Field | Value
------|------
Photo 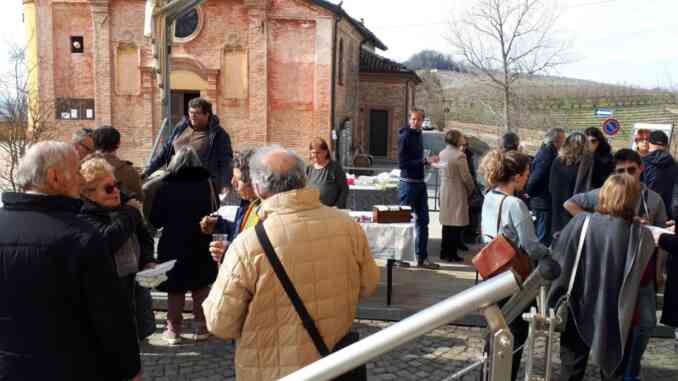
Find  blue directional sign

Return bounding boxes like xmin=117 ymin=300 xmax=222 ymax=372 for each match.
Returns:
xmin=596 ymin=108 xmax=614 ymax=117
xmin=601 ymin=118 xmax=621 ymax=136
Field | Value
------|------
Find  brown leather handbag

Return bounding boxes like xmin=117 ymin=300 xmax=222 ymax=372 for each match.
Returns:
xmin=472 ymin=195 xmax=533 ymax=281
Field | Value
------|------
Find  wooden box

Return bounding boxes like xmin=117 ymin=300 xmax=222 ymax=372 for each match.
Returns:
xmin=372 ymin=205 xmax=413 ymax=224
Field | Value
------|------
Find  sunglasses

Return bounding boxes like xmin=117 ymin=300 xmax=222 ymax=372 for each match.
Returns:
xmin=587 ymin=138 xmax=598 ymax=144
xmin=615 ymin=166 xmax=638 ymax=175
xmin=103 ymin=182 xmax=121 ymax=194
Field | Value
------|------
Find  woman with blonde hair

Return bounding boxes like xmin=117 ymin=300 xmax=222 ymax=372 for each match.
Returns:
xmin=549 ymin=132 xmax=594 ymax=235
xmin=79 ymin=157 xmax=157 ymax=340
xmin=548 ymin=174 xmax=655 ymax=380
xmin=479 ymin=149 xmax=550 ymax=381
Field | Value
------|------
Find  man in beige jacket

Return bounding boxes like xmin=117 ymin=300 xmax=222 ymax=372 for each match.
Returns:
xmin=203 ymin=146 xmax=379 ymax=381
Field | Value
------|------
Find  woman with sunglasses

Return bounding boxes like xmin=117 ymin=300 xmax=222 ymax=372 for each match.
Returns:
xmin=584 ymin=127 xmax=614 ymax=189
xmin=79 ymin=157 xmax=158 ymax=341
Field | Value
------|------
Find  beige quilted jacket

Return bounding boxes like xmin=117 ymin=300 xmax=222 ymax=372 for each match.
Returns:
xmin=203 ymin=187 xmax=379 ymax=381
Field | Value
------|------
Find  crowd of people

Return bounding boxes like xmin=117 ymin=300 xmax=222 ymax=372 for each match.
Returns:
xmin=1 ymin=99 xmax=677 ymax=380
xmin=475 ymin=127 xmax=677 ymax=381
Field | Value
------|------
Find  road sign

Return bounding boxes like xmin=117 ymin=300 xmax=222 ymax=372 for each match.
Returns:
xmin=595 ymin=108 xmax=614 ymax=117
xmin=602 ymin=118 xmax=621 ymax=136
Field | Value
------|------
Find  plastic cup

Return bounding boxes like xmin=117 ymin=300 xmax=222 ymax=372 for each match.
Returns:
xmin=212 ymin=234 xmax=228 ymax=242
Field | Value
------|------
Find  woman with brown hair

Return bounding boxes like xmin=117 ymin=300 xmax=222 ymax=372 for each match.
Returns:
xmin=305 ymin=137 xmax=349 ymax=208
xmin=438 ymin=130 xmax=475 ymax=262
xmin=548 ymin=174 xmax=655 ymax=380
xmin=549 ymin=132 xmax=594 ymax=235
xmin=479 ymin=149 xmax=550 ymax=381
xmin=634 ymin=128 xmax=651 ymax=157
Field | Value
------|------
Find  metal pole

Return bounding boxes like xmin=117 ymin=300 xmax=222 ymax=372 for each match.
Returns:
xmin=279 ymin=271 xmax=520 ymax=381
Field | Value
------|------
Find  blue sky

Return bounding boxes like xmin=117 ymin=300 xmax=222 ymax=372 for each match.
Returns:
xmin=2 ymin=0 xmax=677 ymax=89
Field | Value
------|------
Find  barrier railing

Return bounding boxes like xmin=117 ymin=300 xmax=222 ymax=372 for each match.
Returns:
xmin=279 ymin=271 xmax=521 ymax=381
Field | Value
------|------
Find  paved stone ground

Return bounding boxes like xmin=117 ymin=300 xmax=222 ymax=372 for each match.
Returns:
xmin=141 ymin=313 xmax=678 ymax=381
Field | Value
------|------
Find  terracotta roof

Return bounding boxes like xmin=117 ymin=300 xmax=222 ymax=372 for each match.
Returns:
xmin=360 ymin=49 xmax=422 ymax=82
xmin=309 ymin=0 xmax=387 ymax=51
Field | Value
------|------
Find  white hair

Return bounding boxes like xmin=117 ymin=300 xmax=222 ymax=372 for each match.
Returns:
xmin=15 ymin=141 xmax=77 ymax=191
xmin=249 ymin=145 xmax=306 ymax=196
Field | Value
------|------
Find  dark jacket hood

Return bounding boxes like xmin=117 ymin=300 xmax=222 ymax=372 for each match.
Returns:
xmin=1 ymin=192 xmax=82 ymax=213
xmin=644 ymin=149 xmax=675 ymax=168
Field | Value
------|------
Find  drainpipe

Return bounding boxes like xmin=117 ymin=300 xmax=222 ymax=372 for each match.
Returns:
xmin=404 ymin=79 xmax=411 ymax=124
xmin=330 ymin=15 xmax=340 ymax=161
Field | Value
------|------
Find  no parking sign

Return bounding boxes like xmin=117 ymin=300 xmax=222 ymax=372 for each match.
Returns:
xmin=602 ymin=118 xmax=621 ymax=136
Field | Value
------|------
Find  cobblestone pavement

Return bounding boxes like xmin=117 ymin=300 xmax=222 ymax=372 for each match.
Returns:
xmin=141 ymin=313 xmax=678 ymax=381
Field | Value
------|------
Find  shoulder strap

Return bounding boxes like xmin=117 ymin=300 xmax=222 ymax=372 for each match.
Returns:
xmin=495 ymin=194 xmax=509 ymax=235
xmin=254 ymin=221 xmax=330 ymax=357
xmin=567 ymin=215 xmax=591 ymax=298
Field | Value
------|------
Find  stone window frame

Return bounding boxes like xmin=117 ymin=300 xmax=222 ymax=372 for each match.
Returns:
xmin=173 ymin=6 xmax=204 ymax=44
xmin=113 ymin=42 xmax=142 ymax=96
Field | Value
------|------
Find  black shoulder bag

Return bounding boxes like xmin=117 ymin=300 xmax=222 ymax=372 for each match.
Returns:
xmin=254 ymin=221 xmax=366 ymax=381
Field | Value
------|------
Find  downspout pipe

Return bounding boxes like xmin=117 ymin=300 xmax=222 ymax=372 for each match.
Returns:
xmin=330 ymin=15 xmax=340 ymax=161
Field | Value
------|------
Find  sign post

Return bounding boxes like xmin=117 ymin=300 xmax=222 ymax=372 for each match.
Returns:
xmin=601 ymin=118 xmax=621 ymax=136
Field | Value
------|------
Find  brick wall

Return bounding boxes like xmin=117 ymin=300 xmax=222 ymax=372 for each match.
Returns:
xmin=359 ymin=75 xmax=413 ymax=160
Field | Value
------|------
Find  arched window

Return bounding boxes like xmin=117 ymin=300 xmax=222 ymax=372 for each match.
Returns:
xmin=338 ymin=38 xmax=344 ymax=86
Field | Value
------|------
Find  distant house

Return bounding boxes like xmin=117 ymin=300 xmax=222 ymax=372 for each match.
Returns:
xmin=23 ymin=0 xmax=420 ymax=165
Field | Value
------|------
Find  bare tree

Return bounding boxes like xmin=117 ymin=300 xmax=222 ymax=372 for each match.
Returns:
xmin=0 ymin=43 xmax=55 ymax=191
xmin=447 ymin=0 xmax=571 ymax=131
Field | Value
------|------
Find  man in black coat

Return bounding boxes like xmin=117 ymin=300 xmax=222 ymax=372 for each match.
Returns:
xmin=144 ymin=97 xmax=233 ymax=193
xmin=642 ymin=130 xmax=676 ymax=218
xmin=525 ymin=128 xmax=565 ymax=246
xmin=0 ymin=142 xmax=141 ymax=381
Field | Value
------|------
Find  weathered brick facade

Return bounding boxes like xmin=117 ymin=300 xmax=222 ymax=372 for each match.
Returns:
xmin=358 ymin=75 xmax=417 ymax=160
xmin=25 ymin=0 xmax=418 ymax=168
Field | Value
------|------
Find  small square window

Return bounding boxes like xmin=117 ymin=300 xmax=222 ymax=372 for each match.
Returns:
xmin=70 ymin=36 xmax=83 ymax=53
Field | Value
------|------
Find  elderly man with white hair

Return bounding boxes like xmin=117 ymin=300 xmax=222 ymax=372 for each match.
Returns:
xmin=203 ymin=145 xmax=379 ymax=381
xmin=0 ymin=141 xmax=141 ymax=381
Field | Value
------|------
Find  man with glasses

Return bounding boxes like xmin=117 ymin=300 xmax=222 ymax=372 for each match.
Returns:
xmin=143 ymin=98 xmax=233 ymax=193
xmin=71 ymin=127 xmax=94 ymax=159
xmin=564 ymin=148 xmax=669 ymax=381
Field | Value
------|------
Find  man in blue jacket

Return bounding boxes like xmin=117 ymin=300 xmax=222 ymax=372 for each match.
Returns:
xmin=144 ymin=98 xmax=233 ymax=193
xmin=525 ymin=128 xmax=565 ymax=246
xmin=398 ymin=109 xmax=440 ymax=269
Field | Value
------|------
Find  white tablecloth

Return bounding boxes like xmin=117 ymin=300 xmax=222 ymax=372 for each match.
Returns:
xmin=350 ymin=212 xmax=415 ymax=261
xmin=218 ymin=206 xmax=415 ymax=261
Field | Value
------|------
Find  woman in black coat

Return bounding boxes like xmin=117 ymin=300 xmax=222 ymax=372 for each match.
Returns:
xmin=585 ymin=127 xmax=615 ymax=189
xmin=550 ymin=132 xmax=594 ymax=235
xmin=79 ymin=157 xmax=157 ymax=341
xmin=150 ymin=147 xmax=218 ymax=345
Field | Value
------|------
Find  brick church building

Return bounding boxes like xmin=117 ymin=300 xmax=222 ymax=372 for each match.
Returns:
xmin=23 ymin=0 xmax=420 ymax=166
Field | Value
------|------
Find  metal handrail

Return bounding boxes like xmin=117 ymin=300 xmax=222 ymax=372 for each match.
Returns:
xmin=279 ymin=271 xmax=521 ymax=381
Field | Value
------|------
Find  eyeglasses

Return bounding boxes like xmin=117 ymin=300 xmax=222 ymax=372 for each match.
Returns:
xmin=615 ymin=166 xmax=638 ymax=175
xmin=103 ymin=182 xmax=121 ymax=195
